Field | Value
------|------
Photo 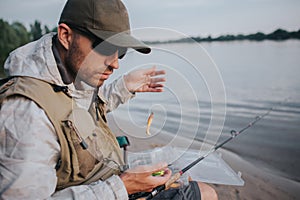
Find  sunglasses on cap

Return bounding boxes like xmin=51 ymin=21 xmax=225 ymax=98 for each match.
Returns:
xmin=68 ymin=24 xmax=127 ymax=59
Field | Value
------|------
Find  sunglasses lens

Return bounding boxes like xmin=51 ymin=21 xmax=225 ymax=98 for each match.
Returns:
xmin=118 ymin=48 xmax=127 ymax=59
xmin=69 ymin=25 xmax=127 ymax=58
xmin=93 ymin=41 xmax=117 ymax=55
xmin=93 ymin=41 xmax=127 ymax=59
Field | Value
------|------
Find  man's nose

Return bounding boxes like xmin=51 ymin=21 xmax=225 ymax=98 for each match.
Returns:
xmin=105 ymin=53 xmax=119 ymax=69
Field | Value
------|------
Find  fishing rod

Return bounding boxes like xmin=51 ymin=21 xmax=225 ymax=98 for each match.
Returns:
xmin=129 ymin=99 xmax=287 ymax=200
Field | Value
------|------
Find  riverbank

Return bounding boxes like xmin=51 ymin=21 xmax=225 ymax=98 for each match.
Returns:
xmin=211 ymin=149 xmax=300 ymax=200
xmin=110 ymin=122 xmax=300 ymax=200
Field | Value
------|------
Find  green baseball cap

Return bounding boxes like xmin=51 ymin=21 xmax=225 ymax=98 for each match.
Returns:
xmin=59 ymin=0 xmax=151 ymax=54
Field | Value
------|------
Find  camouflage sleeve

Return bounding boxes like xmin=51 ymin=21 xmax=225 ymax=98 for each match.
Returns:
xmin=100 ymin=75 xmax=135 ymax=113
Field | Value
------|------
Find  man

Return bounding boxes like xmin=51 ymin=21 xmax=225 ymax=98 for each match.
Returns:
xmin=0 ymin=0 xmax=218 ymax=199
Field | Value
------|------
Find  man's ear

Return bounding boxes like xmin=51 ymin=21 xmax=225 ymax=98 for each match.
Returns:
xmin=57 ymin=23 xmax=73 ymax=50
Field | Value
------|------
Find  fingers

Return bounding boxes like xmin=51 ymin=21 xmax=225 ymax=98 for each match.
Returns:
xmin=149 ymin=83 xmax=164 ymax=89
xmin=125 ymin=162 xmax=168 ymax=174
xmin=141 ymin=84 xmax=164 ymax=92
xmin=147 ymin=88 xmax=164 ymax=92
xmin=151 ymin=69 xmax=166 ymax=76
xmin=145 ymin=66 xmax=166 ymax=77
xmin=148 ymin=168 xmax=172 ymax=187
xmin=150 ymin=77 xmax=166 ymax=83
xmin=136 ymin=76 xmax=165 ymax=92
xmin=147 ymin=84 xmax=164 ymax=92
xmin=120 ymin=162 xmax=171 ymax=194
xmin=146 ymin=78 xmax=165 ymax=92
xmin=130 ymin=66 xmax=166 ymax=93
xmin=144 ymin=162 xmax=172 ymax=187
xmin=143 ymin=66 xmax=156 ymax=76
xmin=144 ymin=162 xmax=169 ymax=174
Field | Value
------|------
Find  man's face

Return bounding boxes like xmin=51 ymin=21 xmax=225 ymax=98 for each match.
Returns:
xmin=65 ymin=32 xmax=119 ymax=88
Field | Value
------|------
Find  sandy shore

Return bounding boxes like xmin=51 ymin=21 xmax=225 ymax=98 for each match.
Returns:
xmin=211 ymin=149 xmax=300 ymax=200
xmin=113 ymin=128 xmax=300 ymax=200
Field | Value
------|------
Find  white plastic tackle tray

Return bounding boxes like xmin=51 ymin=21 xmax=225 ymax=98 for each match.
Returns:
xmin=128 ymin=146 xmax=244 ymax=186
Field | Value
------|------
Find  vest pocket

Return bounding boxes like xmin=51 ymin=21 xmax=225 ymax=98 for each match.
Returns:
xmin=63 ymin=119 xmax=101 ymax=179
xmin=59 ymin=107 xmax=123 ymax=186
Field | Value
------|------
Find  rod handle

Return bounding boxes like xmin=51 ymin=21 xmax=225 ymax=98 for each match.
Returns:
xmin=165 ymin=172 xmax=181 ymax=189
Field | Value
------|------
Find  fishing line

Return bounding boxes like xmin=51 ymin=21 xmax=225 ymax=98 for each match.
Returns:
xmin=128 ymin=98 xmax=289 ymax=200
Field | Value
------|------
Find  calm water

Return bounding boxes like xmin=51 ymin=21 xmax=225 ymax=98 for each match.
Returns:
xmin=107 ymin=40 xmax=300 ymax=181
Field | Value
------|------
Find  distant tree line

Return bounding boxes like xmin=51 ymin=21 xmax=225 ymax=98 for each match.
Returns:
xmin=0 ymin=19 xmax=56 ymax=77
xmin=146 ymin=28 xmax=300 ymax=44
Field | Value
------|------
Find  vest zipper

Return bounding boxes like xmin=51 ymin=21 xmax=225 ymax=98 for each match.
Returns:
xmin=66 ymin=120 xmax=88 ymax=149
xmin=92 ymin=87 xmax=100 ymax=121
xmin=95 ymin=96 xmax=100 ymax=121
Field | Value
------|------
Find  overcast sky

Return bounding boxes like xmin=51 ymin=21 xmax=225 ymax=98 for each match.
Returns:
xmin=0 ymin=0 xmax=299 ymax=40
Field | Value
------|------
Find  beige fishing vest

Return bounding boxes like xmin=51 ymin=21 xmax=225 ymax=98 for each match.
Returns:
xmin=0 ymin=76 xmax=125 ymax=190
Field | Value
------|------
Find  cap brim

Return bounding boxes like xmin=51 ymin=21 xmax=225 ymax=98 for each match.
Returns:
xmin=87 ymin=29 xmax=151 ymax=54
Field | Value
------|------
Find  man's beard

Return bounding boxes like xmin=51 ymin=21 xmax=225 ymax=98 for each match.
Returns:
xmin=65 ymin=37 xmax=85 ymax=84
xmin=64 ymin=36 xmax=107 ymax=89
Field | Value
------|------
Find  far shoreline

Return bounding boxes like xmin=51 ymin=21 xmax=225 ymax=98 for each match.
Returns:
xmin=144 ymin=28 xmax=300 ymax=45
